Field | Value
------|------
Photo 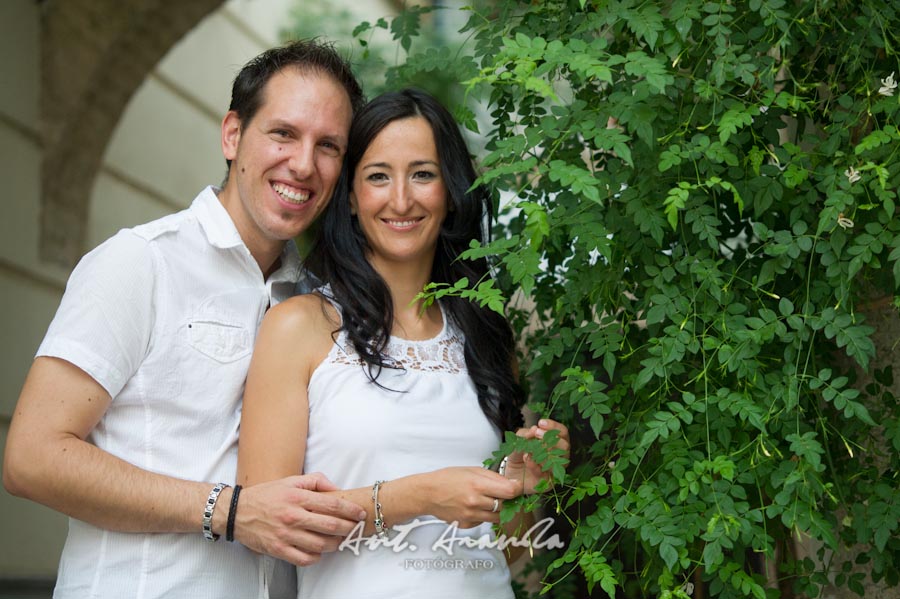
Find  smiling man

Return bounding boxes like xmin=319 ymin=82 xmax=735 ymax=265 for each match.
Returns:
xmin=3 ymin=40 xmax=365 ymax=599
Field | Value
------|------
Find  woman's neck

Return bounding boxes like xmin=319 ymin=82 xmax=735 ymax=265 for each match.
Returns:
xmin=371 ymin=257 xmax=442 ymax=340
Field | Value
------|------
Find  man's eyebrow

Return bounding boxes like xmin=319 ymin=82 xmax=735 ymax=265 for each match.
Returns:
xmin=262 ymin=121 xmax=346 ymax=143
xmin=265 ymin=119 xmax=296 ymax=130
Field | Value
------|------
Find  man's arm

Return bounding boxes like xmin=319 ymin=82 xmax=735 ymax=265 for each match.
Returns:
xmin=3 ymin=356 xmax=365 ymax=565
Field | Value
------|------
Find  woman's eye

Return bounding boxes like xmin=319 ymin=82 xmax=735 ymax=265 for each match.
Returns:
xmin=414 ymin=170 xmax=437 ymax=180
xmin=367 ymin=173 xmax=388 ymax=182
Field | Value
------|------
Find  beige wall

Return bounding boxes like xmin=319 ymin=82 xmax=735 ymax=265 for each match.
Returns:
xmin=0 ymin=0 xmax=65 ymax=577
xmin=0 ymin=0 xmax=392 ymax=580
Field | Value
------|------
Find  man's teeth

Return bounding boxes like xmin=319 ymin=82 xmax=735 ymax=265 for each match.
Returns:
xmin=273 ymin=184 xmax=309 ymax=203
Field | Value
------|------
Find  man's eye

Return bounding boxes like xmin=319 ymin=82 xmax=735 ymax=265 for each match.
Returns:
xmin=321 ymin=141 xmax=342 ymax=155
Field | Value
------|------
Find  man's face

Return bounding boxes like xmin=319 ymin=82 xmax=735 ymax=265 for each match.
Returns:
xmin=221 ymin=68 xmax=353 ymax=259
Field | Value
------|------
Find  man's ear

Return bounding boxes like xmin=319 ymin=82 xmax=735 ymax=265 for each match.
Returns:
xmin=350 ymin=190 xmax=358 ymax=215
xmin=222 ymin=111 xmax=242 ymax=162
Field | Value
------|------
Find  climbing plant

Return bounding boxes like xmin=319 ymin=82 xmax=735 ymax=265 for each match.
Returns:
xmin=341 ymin=0 xmax=900 ymax=596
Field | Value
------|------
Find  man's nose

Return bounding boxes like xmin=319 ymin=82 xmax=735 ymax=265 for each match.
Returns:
xmin=289 ymin=142 xmax=315 ymax=179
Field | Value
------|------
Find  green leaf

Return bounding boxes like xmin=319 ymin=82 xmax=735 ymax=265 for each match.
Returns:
xmin=624 ymin=51 xmax=673 ymax=93
xmin=834 ymin=323 xmax=876 ymax=370
xmin=502 ymin=246 xmax=541 ymax=296
xmin=660 ymin=541 xmax=678 ymax=569
xmin=659 ymin=145 xmax=682 ymax=172
xmin=855 ymin=128 xmax=896 ymax=155
xmin=579 ymin=551 xmax=618 ymax=596
xmin=718 ymin=105 xmax=754 ymax=143
xmin=703 ymin=540 xmax=723 ymax=570
xmin=664 ymin=186 xmax=690 ymax=230
xmin=624 ymin=4 xmax=664 ymax=50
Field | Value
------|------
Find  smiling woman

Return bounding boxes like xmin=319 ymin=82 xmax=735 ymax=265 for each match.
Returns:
xmin=350 ymin=116 xmax=449 ymax=278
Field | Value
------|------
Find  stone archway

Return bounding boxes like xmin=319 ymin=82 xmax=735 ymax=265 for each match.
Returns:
xmin=40 ymin=0 xmax=225 ymax=267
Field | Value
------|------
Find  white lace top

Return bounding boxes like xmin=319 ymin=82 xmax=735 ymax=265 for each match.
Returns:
xmin=329 ymin=315 xmax=467 ymax=375
xmin=297 ymin=290 xmax=514 ymax=599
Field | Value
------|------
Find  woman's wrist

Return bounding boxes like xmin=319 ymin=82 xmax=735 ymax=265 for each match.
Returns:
xmin=373 ymin=474 xmax=428 ymax=528
xmin=404 ymin=471 xmax=437 ymax=517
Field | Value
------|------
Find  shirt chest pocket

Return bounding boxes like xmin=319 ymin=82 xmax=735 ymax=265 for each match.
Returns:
xmin=184 ymin=290 xmax=265 ymax=364
xmin=187 ymin=318 xmax=252 ymax=363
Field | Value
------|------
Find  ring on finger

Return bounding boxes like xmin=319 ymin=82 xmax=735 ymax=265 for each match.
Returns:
xmin=491 ymin=498 xmax=500 ymax=513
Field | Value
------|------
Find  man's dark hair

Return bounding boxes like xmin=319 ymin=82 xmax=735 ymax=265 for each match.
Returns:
xmin=224 ymin=38 xmax=364 ymax=172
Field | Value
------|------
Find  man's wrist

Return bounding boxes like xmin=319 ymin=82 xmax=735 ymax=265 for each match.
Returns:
xmin=209 ymin=485 xmax=234 ymax=538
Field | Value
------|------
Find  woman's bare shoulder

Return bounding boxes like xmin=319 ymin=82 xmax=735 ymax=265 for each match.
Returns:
xmin=266 ymin=293 xmax=338 ymax=330
xmin=259 ymin=293 xmax=341 ymax=371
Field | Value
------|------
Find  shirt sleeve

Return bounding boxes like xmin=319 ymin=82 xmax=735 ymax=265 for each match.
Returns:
xmin=37 ymin=229 xmax=157 ymax=398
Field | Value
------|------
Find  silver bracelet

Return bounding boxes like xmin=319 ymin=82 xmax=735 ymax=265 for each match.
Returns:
xmin=372 ymin=480 xmax=389 ymax=540
xmin=202 ymin=482 xmax=230 ymax=541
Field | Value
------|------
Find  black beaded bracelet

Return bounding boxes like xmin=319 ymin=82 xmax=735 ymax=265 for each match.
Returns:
xmin=226 ymin=484 xmax=242 ymax=542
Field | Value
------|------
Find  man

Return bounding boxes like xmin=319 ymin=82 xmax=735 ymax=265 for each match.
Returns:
xmin=3 ymin=40 xmax=366 ymax=598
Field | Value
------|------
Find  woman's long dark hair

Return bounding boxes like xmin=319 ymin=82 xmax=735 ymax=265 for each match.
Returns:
xmin=307 ymin=88 xmax=524 ymax=433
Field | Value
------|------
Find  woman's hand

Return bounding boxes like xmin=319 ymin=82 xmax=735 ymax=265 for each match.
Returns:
xmin=409 ymin=467 xmax=522 ymax=529
xmin=503 ymin=419 xmax=570 ymax=495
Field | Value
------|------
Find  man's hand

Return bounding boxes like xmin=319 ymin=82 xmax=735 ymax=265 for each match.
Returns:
xmin=230 ymin=473 xmax=367 ymax=566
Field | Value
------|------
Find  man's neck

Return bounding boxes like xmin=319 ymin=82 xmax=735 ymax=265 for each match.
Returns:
xmin=216 ymin=185 xmax=285 ymax=280
xmin=262 ymin=255 xmax=283 ymax=280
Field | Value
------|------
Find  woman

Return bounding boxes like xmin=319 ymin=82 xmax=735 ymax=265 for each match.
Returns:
xmin=238 ymin=88 xmax=568 ymax=598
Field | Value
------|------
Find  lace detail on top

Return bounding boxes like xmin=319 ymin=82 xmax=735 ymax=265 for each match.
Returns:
xmin=333 ymin=331 xmax=467 ymax=374
xmin=321 ymin=288 xmax=467 ymax=374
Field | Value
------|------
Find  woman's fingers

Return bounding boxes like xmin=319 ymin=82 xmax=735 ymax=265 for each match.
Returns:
xmin=536 ymin=418 xmax=569 ymax=441
xmin=536 ymin=419 xmax=570 ymax=456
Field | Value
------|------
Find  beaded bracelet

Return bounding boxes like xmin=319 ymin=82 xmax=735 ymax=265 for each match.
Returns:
xmin=202 ymin=482 xmax=230 ymax=541
xmin=371 ymin=480 xmax=389 ymax=540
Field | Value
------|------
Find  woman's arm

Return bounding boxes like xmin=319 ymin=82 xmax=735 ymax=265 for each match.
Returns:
xmin=237 ymin=296 xmax=328 ymax=486
xmin=237 ymin=295 xmax=366 ymax=563
xmin=237 ymin=296 xmax=522 ymax=542
xmin=328 ymin=466 xmax=521 ymax=534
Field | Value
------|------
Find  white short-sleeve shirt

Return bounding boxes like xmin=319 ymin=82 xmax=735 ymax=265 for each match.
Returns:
xmin=37 ymin=186 xmax=302 ymax=599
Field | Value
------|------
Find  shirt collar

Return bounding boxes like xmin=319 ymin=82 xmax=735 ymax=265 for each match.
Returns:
xmin=191 ymin=186 xmax=303 ymax=300
xmin=269 ymin=240 xmax=303 ymax=304
xmin=192 ymin=186 xmax=245 ymax=250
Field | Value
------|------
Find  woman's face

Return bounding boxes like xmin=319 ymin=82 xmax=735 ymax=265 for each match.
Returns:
xmin=350 ymin=116 xmax=448 ymax=272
